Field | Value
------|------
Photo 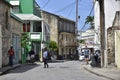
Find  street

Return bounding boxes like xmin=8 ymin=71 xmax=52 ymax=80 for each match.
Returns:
xmin=0 ymin=61 xmax=108 ymax=80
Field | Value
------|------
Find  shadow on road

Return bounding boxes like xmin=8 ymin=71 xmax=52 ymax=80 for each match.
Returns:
xmin=7 ymin=63 xmax=40 ymax=74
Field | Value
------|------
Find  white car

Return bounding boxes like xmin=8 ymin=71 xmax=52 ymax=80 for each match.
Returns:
xmin=79 ymin=52 xmax=85 ymax=61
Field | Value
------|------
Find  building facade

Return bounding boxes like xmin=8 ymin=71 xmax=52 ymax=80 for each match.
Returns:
xmin=0 ymin=0 xmax=22 ymax=67
xmin=78 ymin=29 xmax=95 ymax=53
xmin=41 ymin=11 xmax=78 ymax=60
xmin=94 ymin=0 xmax=120 ymax=67
xmin=8 ymin=0 xmax=50 ymax=62
xmin=58 ymin=17 xmax=77 ymax=59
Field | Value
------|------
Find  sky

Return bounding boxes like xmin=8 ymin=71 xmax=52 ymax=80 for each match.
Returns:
xmin=36 ymin=0 xmax=94 ymax=31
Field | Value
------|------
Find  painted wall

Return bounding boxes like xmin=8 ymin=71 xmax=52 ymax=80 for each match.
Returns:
xmin=94 ymin=0 xmax=120 ymax=45
xmin=94 ymin=1 xmax=100 ymax=46
xmin=115 ymin=30 xmax=120 ymax=68
xmin=104 ymin=0 xmax=120 ymax=29
xmin=19 ymin=0 xmax=34 ymax=14
xmin=94 ymin=0 xmax=120 ymax=66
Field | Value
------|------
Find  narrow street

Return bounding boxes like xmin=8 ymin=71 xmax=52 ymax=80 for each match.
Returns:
xmin=0 ymin=61 xmax=108 ymax=80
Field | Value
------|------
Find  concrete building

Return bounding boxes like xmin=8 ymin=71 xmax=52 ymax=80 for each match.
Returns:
xmin=94 ymin=0 xmax=120 ymax=67
xmin=0 ymin=0 xmax=23 ymax=67
xmin=8 ymin=0 xmax=50 ymax=62
xmin=41 ymin=11 xmax=78 ymax=60
xmin=78 ymin=29 xmax=95 ymax=53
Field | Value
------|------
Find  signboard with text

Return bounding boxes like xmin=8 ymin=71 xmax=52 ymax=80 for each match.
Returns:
xmin=30 ymin=32 xmax=42 ymax=41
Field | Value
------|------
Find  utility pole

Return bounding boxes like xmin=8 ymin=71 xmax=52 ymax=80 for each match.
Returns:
xmin=76 ymin=0 xmax=78 ymax=34
xmin=98 ymin=0 xmax=105 ymax=67
xmin=76 ymin=0 xmax=81 ymax=54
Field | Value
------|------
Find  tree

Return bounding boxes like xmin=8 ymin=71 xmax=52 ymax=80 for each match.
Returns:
xmin=85 ymin=16 xmax=94 ymax=29
xmin=49 ymin=41 xmax=58 ymax=52
xmin=79 ymin=40 xmax=85 ymax=44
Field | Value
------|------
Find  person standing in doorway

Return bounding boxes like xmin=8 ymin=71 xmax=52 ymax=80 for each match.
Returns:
xmin=84 ymin=46 xmax=89 ymax=65
xmin=8 ymin=46 xmax=14 ymax=67
xmin=43 ymin=48 xmax=49 ymax=68
xmin=28 ymin=49 xmax=35 ymax=63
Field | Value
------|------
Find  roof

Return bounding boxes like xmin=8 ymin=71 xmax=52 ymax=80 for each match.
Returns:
xmin=113 ymin=11 xmax=120 ymax=26
xmin=10 ymin=13 xmax=23 ymax=23
xmin=42 ymin=10 xmax=75 ymax=22
xmin=9 ymin=1 xmax=19 ymax=6
xmin=14 ymin=14 xmax=43 ymax=21
xmin=3 ymin=0 xmax=12 ymax=7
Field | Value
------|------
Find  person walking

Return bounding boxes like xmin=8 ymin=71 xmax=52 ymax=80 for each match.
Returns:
xmin=43 ymin=48 xmax=49 ymax=68
xmin=84 ymin=46 xmax=89 ymax=65
xmin=8 ymin=46 xmax=14 ymax=67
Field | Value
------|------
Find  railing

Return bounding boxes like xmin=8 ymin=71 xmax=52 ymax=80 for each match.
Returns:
xmin=59 ymin=40 xmax=78 ymax=47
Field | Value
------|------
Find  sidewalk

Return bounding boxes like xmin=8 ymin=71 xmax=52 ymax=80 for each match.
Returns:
xmin=0 ymin=64 xmax=21 ymax=75
xmin=83 ymin=64 xmax=120 ymax=80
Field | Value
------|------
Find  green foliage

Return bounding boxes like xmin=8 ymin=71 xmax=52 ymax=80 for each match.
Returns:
xmin=21 ymin=33 xmax=30 ymax=47
xmin=49 ymin=41 xmax=58 ymax=51
xmin=79 ymin=40 xmax=85 ymax=44
xmin=85 ymin=16 xmax=94 ymax=29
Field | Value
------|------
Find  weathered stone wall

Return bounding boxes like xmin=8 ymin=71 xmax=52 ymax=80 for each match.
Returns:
xmin=41 ymin=11 xmax=58 ymax=44
xmin=0 ymin=1 xmax=11 ymax=66
xmin=107 ymin=26 xmax=120 ymax=65
xmin=107 ymin=27 xmax=115 ymax=64
xmin=0 ymin=1 xmax=22 ymax=66
xmin=10 ymin=16 xmax=22 ymax=63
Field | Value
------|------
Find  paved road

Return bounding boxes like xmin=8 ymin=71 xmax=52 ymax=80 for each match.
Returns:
xmin=0 ymin=61 xmax=109 ymax=80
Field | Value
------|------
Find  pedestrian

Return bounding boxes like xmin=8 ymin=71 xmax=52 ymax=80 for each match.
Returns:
xmin=28 ymin=48 xmax=35 ymax=63
xmin=8 ymin=46 xmax=14 ymax=67
xmin=43 ymin=48 xmax=49 ymax=68
xmin=84 ymin=46 xmax=89 ymax=65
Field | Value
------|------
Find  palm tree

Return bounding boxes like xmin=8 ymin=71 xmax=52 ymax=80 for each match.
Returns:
xmin=85 ymin=16 xmax=94 ymax=29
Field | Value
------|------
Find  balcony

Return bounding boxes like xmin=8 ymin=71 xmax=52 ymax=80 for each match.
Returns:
xmin=59 ymin=40 xmax=78 ymax=47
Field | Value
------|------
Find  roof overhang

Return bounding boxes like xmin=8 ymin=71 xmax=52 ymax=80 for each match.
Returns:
xmin=10 ymin=1 xmax=19 ymax=6
xmin=14 ymin=14 xmax=43 ymax=21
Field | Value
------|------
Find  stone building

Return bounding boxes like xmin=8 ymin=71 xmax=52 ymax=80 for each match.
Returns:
xmin=94 ymin=0 xmax=120 ymax=67
xmin=41 ymin=11 xmax=78 ymax=60
xmin=0 ymin=0 xmax=23 ymax=67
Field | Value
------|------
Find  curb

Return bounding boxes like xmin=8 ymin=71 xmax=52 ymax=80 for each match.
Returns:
xmin=0 ymin=64 xmax=21 ymax=75
xmin=83 ymin=66 xmax=115 ymax=80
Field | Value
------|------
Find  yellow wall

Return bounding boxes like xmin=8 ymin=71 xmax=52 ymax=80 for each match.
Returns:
xmin=115 ymin=30 xmax=120 ymax=68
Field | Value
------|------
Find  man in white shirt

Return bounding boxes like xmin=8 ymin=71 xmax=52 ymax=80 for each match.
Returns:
xmin=43 ymin=48 xmax=49 ymax=68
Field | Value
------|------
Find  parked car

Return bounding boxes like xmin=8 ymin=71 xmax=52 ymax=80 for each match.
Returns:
xmin=79 ymin=52 xmax=85 ymax=61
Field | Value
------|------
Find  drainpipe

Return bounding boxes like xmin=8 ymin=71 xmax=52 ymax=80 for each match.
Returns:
xmin=40 ymin=20 xmax=44 ymax=62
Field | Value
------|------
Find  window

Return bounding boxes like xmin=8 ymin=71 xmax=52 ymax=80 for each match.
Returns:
xmin=5 ymin=9 xmax=8 ymax=29
xmin=12 ymin=6 xmax=19 ymax=13
xmin=23 ymin=23 xmax=30 ymax=32
xmin=33 ymin=22 xmax=42 ymax=32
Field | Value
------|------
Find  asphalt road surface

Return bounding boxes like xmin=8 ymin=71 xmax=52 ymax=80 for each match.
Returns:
xmin=0 ymin=61 xmax=109 ymax=80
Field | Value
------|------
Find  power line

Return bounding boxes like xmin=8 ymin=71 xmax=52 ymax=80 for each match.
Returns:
xmin=80 ymin=1 xmax=95 ymax=31
xmin=55 ymin=1 xmax=76 ymax=13
xmin=42 ymin=0 xmax=50 ymax=9
xmin=67 ymin=4 xmax=76 ymax=17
